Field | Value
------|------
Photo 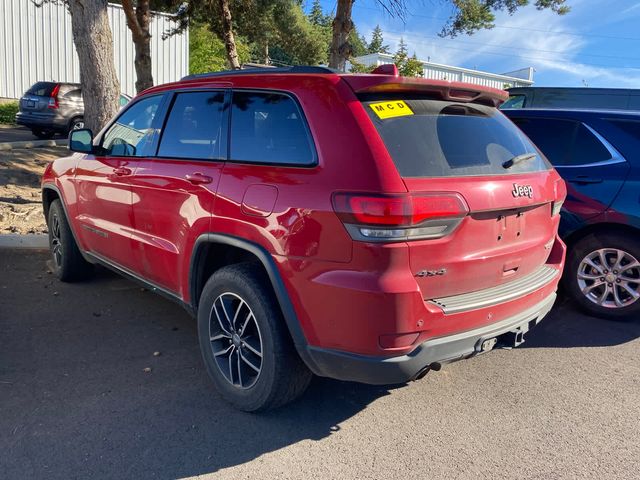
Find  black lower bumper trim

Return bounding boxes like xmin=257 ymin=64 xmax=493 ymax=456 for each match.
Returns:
xmin=303 ymin=292 xmax=557 ymax=385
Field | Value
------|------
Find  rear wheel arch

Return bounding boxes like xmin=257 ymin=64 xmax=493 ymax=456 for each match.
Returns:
xmin=563 ymin=222 xmax=640 ymax=248
xmin=42 ymin=186 xmax=60 ymax=220
xmin=189 ymin=234 xmax=309 ymax=350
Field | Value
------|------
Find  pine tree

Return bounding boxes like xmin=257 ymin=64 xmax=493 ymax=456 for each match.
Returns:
xmin=367 ymin=25 xmax=390 ymax=54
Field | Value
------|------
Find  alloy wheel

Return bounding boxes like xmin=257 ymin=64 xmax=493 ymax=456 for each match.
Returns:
xmin=50 ymin=213 xmax=63 ymax=267
xmin=577 ymin=248 xmax=640 ymax=309
xmin=209 ymin=292 xmax=263 ymax=389
xmin=72 ymin=120 xmax=84 ymax=130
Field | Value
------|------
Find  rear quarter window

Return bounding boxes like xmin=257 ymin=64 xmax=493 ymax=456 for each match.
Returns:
xmin=26 ymin=82 xmax=56 ymax=97
xmin=363 ymin=96 xmax=549 ymax=178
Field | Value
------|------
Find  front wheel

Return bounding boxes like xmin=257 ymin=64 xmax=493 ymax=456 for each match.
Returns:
xmin=197 ymin=263 xmax=312 ymax=411
xmin=564 ymin=232 xmax=640 ymax=320
xmin=47 ymin=200 xmax=92 ymax=282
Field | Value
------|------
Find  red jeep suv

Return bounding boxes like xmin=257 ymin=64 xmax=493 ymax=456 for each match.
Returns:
xmin=42 ymin=66 xmax=566 ymax=411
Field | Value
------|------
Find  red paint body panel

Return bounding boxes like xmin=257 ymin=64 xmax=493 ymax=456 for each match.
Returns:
xmin=43 ymin=70 xmax=566 ymax=369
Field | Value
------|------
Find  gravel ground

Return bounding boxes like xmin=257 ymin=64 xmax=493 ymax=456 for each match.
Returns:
xmin=0 ymin=146 xmax=68 ymax=234
xmin=1 ymin=250 xmax=639 ymax=480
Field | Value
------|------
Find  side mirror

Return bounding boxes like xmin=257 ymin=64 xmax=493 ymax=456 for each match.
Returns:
xmin=68 ymin=129 xmax=94 ymax=153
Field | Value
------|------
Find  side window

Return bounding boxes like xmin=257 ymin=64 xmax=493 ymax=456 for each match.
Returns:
xmin=512 ymin=118 xmax=578 ymax=166
xmin=158 ymin=91 xmax=227 ymax=160
xmin=569 ymin=123 xmax=612 ymax=166
xmin=230 ymin=91 xmax=315 ymax=165
xmin=101 ymin=95 xmax=162 ymax=157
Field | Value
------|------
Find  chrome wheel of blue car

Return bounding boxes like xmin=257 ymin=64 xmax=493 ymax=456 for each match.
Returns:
xmin=577 ymin=248 xmax=640 ymax=309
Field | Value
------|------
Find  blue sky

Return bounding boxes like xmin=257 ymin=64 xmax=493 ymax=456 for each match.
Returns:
xmin=307 ymin=0 xmax=640 ymax=87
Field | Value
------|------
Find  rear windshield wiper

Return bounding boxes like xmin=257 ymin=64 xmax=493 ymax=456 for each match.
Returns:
xmin=502 ymin=152 xmax=537 ymax=169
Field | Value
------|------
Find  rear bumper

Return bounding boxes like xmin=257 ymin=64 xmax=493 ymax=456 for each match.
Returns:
xmin=15 ymin=112 xmax=68 ymax=131
xmin=303 ymin=291 xmax=556 ymax=385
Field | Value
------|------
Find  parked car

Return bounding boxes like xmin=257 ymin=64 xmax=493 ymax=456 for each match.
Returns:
xmin=42 ymin=66 xmax=566 ymax=411
xmin=501 ymin=87 xmax=640 ymax=111
xmin=16 ymin=81 xmax=130 ymax=139
xmin=504 ymin=108 xmax=640 ymax=319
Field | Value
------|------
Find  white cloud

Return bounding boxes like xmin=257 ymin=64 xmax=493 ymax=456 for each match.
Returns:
xmin=387 ymin=2 xmax=640 ymax=87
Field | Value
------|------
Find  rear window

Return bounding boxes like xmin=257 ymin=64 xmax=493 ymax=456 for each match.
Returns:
xmin=363 ymin=96 xmax=549 ymax=178
xmin=26 ymin=82 xmax=57 ymax=97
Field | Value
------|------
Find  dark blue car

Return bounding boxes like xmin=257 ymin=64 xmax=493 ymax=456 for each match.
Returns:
xmin=504 ymin=108 xmax=640 ymax=320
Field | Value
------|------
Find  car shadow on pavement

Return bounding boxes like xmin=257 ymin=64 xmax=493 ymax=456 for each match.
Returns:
xmin=521 ymin=296 xmax=640 ymax=349
xmin=1 ymin=251 xmax=396 ymax=479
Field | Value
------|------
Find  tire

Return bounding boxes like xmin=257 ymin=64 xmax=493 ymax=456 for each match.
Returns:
xmin=32 ymin=129 xmax=55 ymax=140
xmin=563 ymin=231 xmax=640 ymax=320
xmin=47 ymin=199 xmax=92 ymax=282
xmin=197 ymin=263 xmax=312 ymax=411
xmin=68 ymin=117 xmax=84 ymax=133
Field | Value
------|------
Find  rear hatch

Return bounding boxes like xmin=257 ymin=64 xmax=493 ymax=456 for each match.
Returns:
xmin=20 ymin=82 xmax=58 ymax=113
xmin=358 ymin=91 xmax=563 ymax=300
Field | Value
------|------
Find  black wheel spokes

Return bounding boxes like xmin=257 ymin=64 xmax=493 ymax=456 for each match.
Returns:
xmin=50 ymin=214 xmax=63 ymax=266
xmin=209 ymin=293 xmax=263 ymax=389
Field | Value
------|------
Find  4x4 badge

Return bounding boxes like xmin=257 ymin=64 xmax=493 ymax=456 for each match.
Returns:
xmin=512 ymin=183 xmax=533 ymax=198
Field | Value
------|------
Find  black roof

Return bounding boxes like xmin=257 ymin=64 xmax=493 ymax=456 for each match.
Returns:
xmin=181 ymin=65 xmax=336 ymax=81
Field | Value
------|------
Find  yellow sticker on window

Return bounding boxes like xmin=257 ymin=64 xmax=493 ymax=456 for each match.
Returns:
xmin=368 ymin=100 xmax=414 ymax=119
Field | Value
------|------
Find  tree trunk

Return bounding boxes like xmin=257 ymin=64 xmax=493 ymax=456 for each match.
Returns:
xmin=218 ymin=0 xmax=241 ymax=69
xmin=122 ymin=0 xmax=154 ymax=93
xmin=67 ymin=0 xmax=121 ymax=133
xmin=328 ymin=0 xmax=354 ymax=71
xmin=263 ymin=39 xmax=269 ymax=65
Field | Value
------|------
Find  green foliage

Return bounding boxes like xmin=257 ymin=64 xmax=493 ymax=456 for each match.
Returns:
xmin=440 ymin=0 xmax=570 ymax=37
xmin=308 ymin=0 xmax=332 ymax=27
xmin=349 ymin=28 xmax=368 ymax=58
xmin=189 ymin=23 xmax=250 ymax=73
xmin=367 ymin=25 xmax=390 ymax=54
xmin=0 ymin=102 xmax=19 ymax=125
xmin=393 ymin=39 xmax=423 ymax=77
xmin=348 ymin=60 xmax=376 ymax=73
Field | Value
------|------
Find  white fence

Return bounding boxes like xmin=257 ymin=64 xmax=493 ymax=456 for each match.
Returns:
xmin=0 ymin=0 xmax=189 ymax=99
xmin=351 ymin=53 xmax=534 ymax=89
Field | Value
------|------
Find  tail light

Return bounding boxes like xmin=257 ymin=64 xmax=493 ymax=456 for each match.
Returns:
xmin=552 ymin=178 xmax=567 ymax=217
xmin=47 ymin=83 xmax=60 ymax=109
xmin=332 ymin=192 xmax=468 ymax=242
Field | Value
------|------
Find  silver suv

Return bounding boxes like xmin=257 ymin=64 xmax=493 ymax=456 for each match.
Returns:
xmin=16 ymin=81 xmax=130 ymax=139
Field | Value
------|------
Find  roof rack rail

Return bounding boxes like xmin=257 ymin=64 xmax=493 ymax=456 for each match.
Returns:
xmin=181 ymin=65 xmax=336 ymax=81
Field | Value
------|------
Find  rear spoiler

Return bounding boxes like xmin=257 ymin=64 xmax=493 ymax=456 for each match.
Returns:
xmin=343 ymin=67 xmax=509 ymax=108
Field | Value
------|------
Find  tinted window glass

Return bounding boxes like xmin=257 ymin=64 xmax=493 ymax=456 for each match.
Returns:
xmin=511 ymin=118 xmax=577 ymax=166
xmin=501 ymin=95 xmax=526 ymax=109
xmin=363 ymin=97 xmax=548 ymax=178
xmin=230 ymin=92 xmax=314 ymax=165
xmin=26 ymin=82 xmax=56 ymax=97
xmin=102 ymin=95 xmax=162 ymax=157
xmin=158 ymin=91 xmax=227 ymax=160
xmin=569 ymin=123 xmax=612 ymax=165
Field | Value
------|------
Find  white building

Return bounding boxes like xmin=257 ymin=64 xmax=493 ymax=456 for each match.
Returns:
xmin=351 ymin=53 xmax=534 ymax=90
xmin=0 ymin=0 xmax=189 ymax=99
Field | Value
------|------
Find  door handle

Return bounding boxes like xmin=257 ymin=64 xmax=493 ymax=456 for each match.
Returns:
xmin=185 ymin=173 xmax=213 ymax=185
xmin=567 ymin=176 xmax=603 ymax=185
xmin=113 ymin=166 xmax=132 ymax=176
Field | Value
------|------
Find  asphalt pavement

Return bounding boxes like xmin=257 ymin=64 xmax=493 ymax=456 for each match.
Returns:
xmin=1 ymin=249 xmax=639 ymax=479
xmin=0 ymin=126 xmax=65 ymax=143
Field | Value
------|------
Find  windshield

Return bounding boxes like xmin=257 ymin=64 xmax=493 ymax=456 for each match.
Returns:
xmin=362 ymin=96 xmax=550 ymax=178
